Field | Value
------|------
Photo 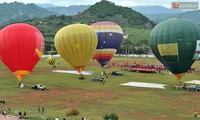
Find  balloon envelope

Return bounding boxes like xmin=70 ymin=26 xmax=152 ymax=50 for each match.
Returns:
xmin=47 ymin=56 xmax=56 ymax=65
xmin=90 ymin=21 xmax=123 ymax=50
xmin=0 ymin=23 xmax=45 ymax=81
xmin=54 ymin=24 xmax=98 ymax=73
xmin=149 ymin=19 xmax=200 ymax=76
xmin=93 ymin=49 xmax=116 ymax=67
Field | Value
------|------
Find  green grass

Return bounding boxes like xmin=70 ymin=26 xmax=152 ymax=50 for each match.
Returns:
xmin=0 ymin=57 xmax=200 ymax=120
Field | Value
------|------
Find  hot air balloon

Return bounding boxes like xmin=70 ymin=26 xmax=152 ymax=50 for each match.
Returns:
xmin=90 ymin=21 xmax=123 ymax=50
xmin=0 ymin=23 xmax=45 ymax=81
xmin=47 ymin=56 xmax=56 ymax=65
xmin=149 ymin=18 xmax=200 ymax=83
xmin=93 ymin=48 xmax=116 ymax=67
xmin=54 ymin=24 xmax=98 ymax=74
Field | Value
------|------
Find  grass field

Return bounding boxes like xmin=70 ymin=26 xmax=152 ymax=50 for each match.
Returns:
xmin=0 ymin=56 xmax=200 ymax=120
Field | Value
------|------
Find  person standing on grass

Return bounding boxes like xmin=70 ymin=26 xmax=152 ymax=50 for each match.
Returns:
xmin=198 ymin=110 xmax=200 ymax=118
xmin=19 ymin=111 xmax=22 ymax=119
xmin=42 ymin=106 xmax=44 ymax=113
xmin=38 ymin=105 xmax=41 ymax=113
xmin=23 ymin=111 xmax=27 ymax=118
xmin=3 ymin=109 xmax=6 ymax=115
xmin=194 ymin=110 xmax=197 ymax=118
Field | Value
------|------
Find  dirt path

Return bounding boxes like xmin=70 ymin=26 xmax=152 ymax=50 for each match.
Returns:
xmin=0 ymin=115 xmax=20 ymax=120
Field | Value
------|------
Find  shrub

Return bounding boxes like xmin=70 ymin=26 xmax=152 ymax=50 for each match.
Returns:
xmin=66 ymin=109 xmax=79 ymax=120
xmin=103 ymin=113 xmax=118 ymax=120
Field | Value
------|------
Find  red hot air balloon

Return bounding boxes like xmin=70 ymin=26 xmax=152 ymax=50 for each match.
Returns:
xmin=0 ymin=23 xmax=44 ymax=81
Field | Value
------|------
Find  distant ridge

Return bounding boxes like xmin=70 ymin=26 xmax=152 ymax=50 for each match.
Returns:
xmin=132 ymin=5 xmax=183 ymax=14
xmin=36 ymin=3 xmax=57 ymax=8
xmin=0 ymin=2 xmax=55 ymax=25
xmin=46 ymin=5 xmax=90 ymax=16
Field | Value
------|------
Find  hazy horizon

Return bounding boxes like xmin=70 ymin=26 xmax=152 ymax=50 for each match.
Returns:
xmin=0 ymin=0 xmax=194 ymax=8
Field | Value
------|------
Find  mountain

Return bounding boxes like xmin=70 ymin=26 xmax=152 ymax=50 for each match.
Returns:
xmin=132 ymin=6 xmax=184 ymax=23
xmin=46 ymin=5 xmax=90 ymax=16
xmin=176 ymin=10 xmax=200 ymax=24
xmin=22 ymin=0 xmax=154 ymax=36
xmin=36 ymin=3 xmax=57 ymax=8
xmin=132 ymin=6 xmax=183 ymax=14
xmin=72 ymin=0 xmax=155 ymax=28
xmin=0 ymin=2 xmax=56 ymax=25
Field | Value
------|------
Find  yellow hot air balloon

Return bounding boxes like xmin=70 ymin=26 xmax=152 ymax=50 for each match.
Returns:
xmin=47 ymin=56 xmax=56 ymax=65
xmin=54 ymin=24 xmax=98 ymax=73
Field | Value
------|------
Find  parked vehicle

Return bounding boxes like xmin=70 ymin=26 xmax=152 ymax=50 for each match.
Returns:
xmin=31 ymin=84 xmax=46 ymax=90
xmin=91 ymin=77 xmax=104 ymax=82
xmin=185 ymin=85 xmax=200 ymax=92
xmin=110 ymin=71 xmax=124 ymax=76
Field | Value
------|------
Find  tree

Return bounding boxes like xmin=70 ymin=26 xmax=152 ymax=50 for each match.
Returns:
xmin=60 ymin=14 xmax=65 ymax=20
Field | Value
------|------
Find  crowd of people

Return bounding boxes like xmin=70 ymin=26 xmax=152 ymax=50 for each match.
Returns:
xmin=18 ymin=111 xmax=27 ymax=119
xmin=0 ymin=100 xmax=5 ymax=104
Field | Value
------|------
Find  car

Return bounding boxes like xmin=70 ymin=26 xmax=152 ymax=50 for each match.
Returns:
xmin=31 ymin=84 xmax=46 ymax=90
xmin=91 ymin=77 xmax=104 ymax=82
xmin=185 ymin=85 xmax=200 ymax=92
xmin=110 ymin=71 xmax=124 ymax=76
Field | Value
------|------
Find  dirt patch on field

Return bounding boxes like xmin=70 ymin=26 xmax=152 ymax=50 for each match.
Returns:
xmin=0 ymin=115 xmax=19 ymax=120
xmin=5 ymin=88 xmax=118 ymax=109
xmin=134 ymin=113 xmax=168 ymax=120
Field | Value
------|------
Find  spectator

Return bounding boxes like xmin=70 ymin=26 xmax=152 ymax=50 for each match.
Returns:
xmin=198 ymin=111 xmax=200 ymax=118
xmin=38 ymin=105 xmax=41 ymax=113
xmin=102 ymin=80 xmax=106 ymax=85
xmin=194 ymin=110 xmax=197 ymax=118
xmin=42 ymin=106 xmax=44 ymax=113
xmin=23 ymin=111 xmax=27 ymax=118
xmin=2 ymin=109 xmax=6 ymax=115
xmin=19 ymin=111 xmax=22 ymax=119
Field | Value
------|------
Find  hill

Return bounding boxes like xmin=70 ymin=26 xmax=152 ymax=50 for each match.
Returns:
xmin=36 ymin=3 xmax=57 ymax=8
xmin=147 ymin=10 xmax=200 ymax=24
xmin=72 ymin=0 xmax=155 ymax=28
xmin=0 ymin=2 xmax=55 ymax=25
xmin=176 ymin=10 xmax=200 ymax=24
xmin=132 ymin=6 xmax=200 ymax=24
xmin=132 ymin=6 xmax=183 ymax=23
xmin=46 ymin=5 xmax=90 ymax=16
xmin=132 ymin=6 xmax=183 ymax=14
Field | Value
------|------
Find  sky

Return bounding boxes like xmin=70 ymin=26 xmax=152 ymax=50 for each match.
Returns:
xmin=0 ymin=0 xmax=199 ymax=8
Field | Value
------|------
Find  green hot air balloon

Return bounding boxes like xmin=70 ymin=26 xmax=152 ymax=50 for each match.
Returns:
xmin=149 ymin=18 xmax=200 ymax=82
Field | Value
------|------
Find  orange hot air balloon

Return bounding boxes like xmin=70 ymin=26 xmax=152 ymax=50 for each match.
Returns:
xmin=0 ymin=23 xmax=45 ymax=81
